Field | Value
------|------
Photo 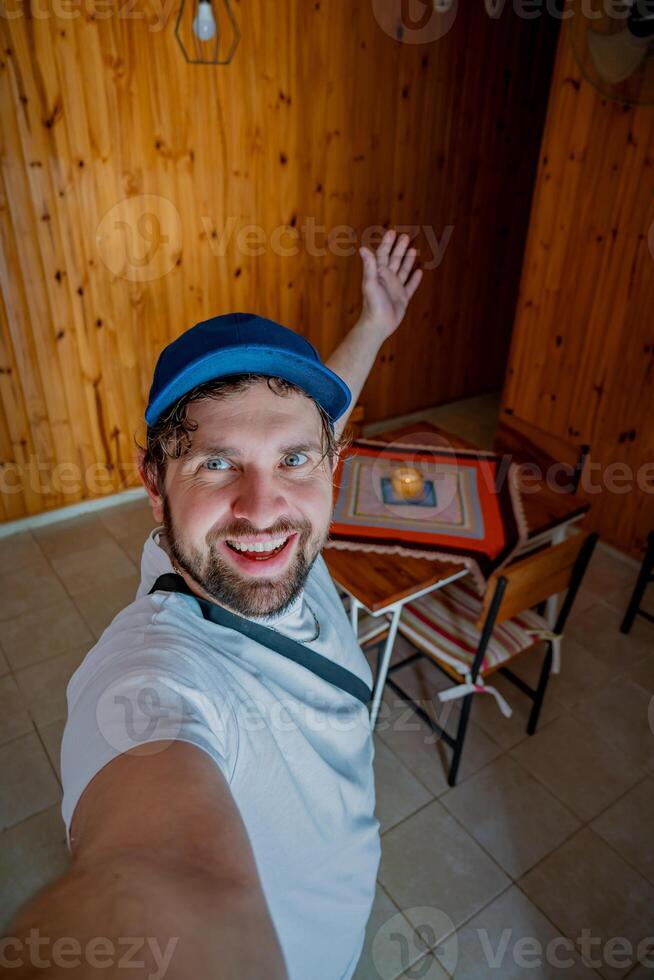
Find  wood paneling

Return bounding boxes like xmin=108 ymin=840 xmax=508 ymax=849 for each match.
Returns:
xmin=502 ymin=31 xmax=654 ymax=559
xmin=0 ymin=0 xmax=558 ymax=520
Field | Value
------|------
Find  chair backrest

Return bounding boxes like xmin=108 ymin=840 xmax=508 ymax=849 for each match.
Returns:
xmin=493 ymin=411 xmax=589 ymax=494
xmin=476 ymin=531 xmax=596 ymax=630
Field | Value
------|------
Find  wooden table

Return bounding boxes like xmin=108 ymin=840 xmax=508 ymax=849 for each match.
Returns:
xmin=323 ymin=421 xmax=590 ymax=726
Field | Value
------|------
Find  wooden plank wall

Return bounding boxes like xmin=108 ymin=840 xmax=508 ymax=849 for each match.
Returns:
xmin=502 ymin=32 xmax=654 ymax=559
xmin=0 ymin=0 xmax=558 ymax=521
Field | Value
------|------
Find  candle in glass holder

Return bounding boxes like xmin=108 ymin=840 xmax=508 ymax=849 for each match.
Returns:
xmin=391 ymin=465 xmax=425 ymax=500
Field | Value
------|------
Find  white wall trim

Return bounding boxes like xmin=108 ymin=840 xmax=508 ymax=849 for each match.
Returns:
xmin=0 ymin=488 xmax=148 ymax=539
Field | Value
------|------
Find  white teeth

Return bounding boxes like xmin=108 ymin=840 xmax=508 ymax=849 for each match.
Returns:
xmin=227 ymin=536 xmax=288 ymax=553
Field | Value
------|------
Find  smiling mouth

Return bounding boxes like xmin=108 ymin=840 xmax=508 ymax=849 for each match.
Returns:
xmin=224 ymin=536 xmax=293 ymax=561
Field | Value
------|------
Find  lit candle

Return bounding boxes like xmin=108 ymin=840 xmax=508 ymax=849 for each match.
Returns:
xmin=391 ymin=465 xmax=425 ymax=500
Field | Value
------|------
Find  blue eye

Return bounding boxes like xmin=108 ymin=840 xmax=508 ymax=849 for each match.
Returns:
xmin=284 ymin=452 xmax=308 ymax=467
xmin=204 ymin=457 xmax=231 ymax=471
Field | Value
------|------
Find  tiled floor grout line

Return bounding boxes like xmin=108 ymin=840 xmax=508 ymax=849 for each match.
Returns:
xmin=585 ymin=821 xmax=654 ymax=893
xmin=1 ymin=637 xmax=94 ymax=679
xmin=383 ymin=633 xmax=600 ymax=755
xmin=375 ymin=711 xmax=502 ymax=802
xmin=2 ymin=451 xmax=652 ymax=972
xmin=626 ymin=950 xmax=654 ymax=978
xmin=375 ymin=880 xmax=456 ymax=980
xmin=1 ymin=800 xmax=65 ymax=839
xmin=379 ymin=787 xmax=516 ymax=926
xmin=0 ymin=589 xmax=90 ymax=620
xmin=512 ymin=815 xmax=654 ymax=976
xmin=112 ymin=536 xmax=143 ymax=568
xmin=376 ymin=876 xmax=451 ymax=980
xmin=579 ymin=784 xmax=654 ymax=893
xmin=379 ymin=796 xmax=437 ymax=841
xmin=374 ymin=660 xmax=610 ymax=816
xmin=0 ymin=722 xmax=39 ymax=754
xmin=567 ymin=686 xmax=653 ymax=775
xmin=511 ymin=875 xmax=607 ymax=977
xmin=506 ymin=694 xmax=654 ymax=892
xmin=508 ymin=717 xmax=651 ymax=832
xmin=5 ymin=715 xmax=648 ymax=956
xmin=0 ymin=710 xmax=64 ymax=836
xmin=435 ymin=883 xmax=519 ymax=979
xmin=32 ymin=723 xmax=63 ymax=793
xmin=504 ymin=717 xmax=599 ymax=815
xmin=437 ymin=767 xmax=581 ymax=890
xmin=377 ymin=872 xmax=518 ymax=980
xmin=375 ymin=685 xmax=654 ymax=971
xmin=372 ymin=650 xmax=517 ymax=776
xmin=514 ymin=825 xmax=628 ymax=976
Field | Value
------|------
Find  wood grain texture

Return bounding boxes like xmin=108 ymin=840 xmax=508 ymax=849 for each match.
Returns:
xmin=0 ymin=0 xmax=558 ymax=520
xmin=502 ymin=29 xmax=654 ymax=559
xmin=481 ymin=530 xmax=591 ymax=627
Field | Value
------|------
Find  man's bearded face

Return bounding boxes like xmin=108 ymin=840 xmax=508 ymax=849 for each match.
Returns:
xmin=156 ymin=383 xmax=337 ymax=618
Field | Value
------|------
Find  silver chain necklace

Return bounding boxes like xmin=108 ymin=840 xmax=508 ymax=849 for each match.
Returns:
xmin=263 ymin=596 xmax=321 ymax=644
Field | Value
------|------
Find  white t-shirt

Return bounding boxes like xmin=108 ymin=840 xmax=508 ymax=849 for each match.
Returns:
xmin=61 ymin=526 xmax=381 ymax=980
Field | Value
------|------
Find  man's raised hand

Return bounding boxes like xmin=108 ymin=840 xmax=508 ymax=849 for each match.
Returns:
xmin=358 ymin=228 xmax=423 ymax=340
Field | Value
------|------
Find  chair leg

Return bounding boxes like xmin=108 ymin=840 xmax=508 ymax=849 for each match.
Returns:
xmin=620 ymin=536 xmax=654 ymax=635
xmin=448 ymin=693 xmax=474 ymax=787
xmin=527 ymin=642 xmax=553 ymax=735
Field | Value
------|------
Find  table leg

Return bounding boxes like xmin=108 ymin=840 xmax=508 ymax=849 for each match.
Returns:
xmin=546 ymin=526 xmax=566 ymax=673
xmin=369 ymin=606 xmax=403 ymax=730
xmin=350 ymin=596 xmax=360 ymax=635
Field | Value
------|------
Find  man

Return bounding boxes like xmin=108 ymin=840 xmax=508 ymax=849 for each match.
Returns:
xmin=5 ymin=229 xmax=422 ymax=979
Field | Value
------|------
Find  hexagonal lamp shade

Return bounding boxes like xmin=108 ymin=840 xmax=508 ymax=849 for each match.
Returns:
xmin=175 ymin=0 xmax=240 ymax=65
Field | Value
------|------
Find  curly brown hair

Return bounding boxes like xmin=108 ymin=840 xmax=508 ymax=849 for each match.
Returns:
xmin=137 ymin=374 xmax=353 ymax=497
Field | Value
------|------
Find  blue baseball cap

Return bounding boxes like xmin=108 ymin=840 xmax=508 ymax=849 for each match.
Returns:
xmin=145 ymin=312 xmax=352 ymax=429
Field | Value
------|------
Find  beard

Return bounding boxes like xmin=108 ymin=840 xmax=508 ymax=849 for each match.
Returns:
xmin=162 ymin=496 xmax=331 ymax=618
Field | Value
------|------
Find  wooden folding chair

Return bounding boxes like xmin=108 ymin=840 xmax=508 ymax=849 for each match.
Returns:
xmin=386 ymin=531 xmax=598 ymax=786
xmin=493 ymin=410 xmax=589 ymax=495
xmin=620 ymin=530 xmax=654 ymax=634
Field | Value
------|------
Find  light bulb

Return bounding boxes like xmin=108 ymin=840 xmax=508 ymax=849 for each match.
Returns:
xmin=192 ymin=0 xmax=216 ymax=41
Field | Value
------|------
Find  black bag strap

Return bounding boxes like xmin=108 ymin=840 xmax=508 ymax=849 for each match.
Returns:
xmin=148 ymin=573 xmax=372 ymax=708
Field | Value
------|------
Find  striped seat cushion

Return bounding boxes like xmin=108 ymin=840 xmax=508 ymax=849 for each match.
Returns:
xmin=398 ymin=580 xmax=548 ymax=678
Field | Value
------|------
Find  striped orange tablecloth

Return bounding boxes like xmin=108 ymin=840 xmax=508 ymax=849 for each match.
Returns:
xmin=326 ymin=438 xmax=528 ymax=592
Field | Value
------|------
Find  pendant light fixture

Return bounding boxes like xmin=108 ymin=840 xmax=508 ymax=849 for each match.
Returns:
xmin=175 ymin=0 xmax=240 ymax=65
xmin=193 ymin=1 xmax=216 ymax=41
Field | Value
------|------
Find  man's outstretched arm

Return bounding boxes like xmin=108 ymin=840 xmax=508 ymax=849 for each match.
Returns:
xmin=326 ymin=228 xmax=423 ymax=442
xmin=3 ymin=741 xmax=288 ymax=980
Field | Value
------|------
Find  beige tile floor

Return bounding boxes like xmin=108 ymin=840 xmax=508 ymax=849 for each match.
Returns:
xmin=0 ymin=393 xmax=653 ymax=980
